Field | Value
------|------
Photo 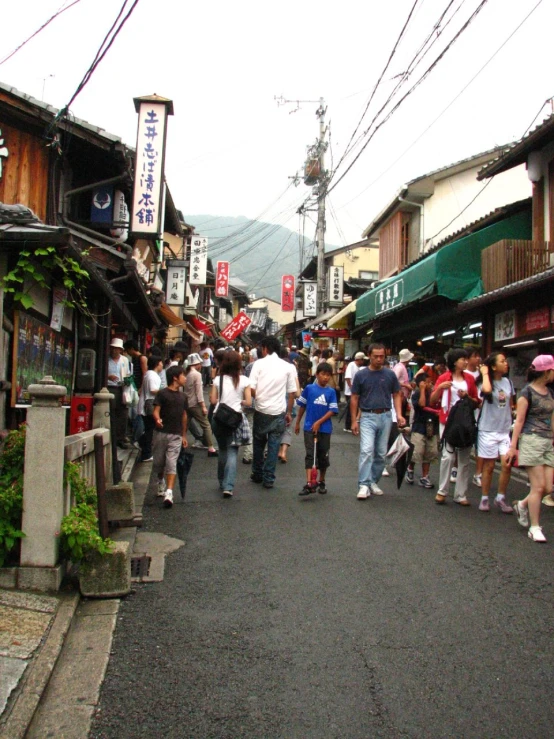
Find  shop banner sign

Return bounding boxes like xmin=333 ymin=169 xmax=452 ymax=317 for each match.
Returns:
xmin=221 ymin=311 xmax=252 ymax=342
xmin=525 ymin=307 xmax=549 ymax=333
xmin=215 ymin=261 xmax=230 ymax=297
xmin=494 ymin=309 xmax=516 ymax=342
xmin=50 ymin=287 xmax=67 ymax=332
xmin=281 ymin=275 xmax=295 ymax=312
xmin=376 ymin=278 xmax=404 ymax=315
xmin=302 ymin=331 xmax=312 ymax=348
xmin=327 ymin=265 xmax=344 ymax=306
xmin=166 ymin=266 xmax=186 ymax=305
xmin=190 ymin=236 xmax=208 ymax=285
xmin=131 ymin=100 xmax=171 ymax=237
xmin=303 ymin=282 xmax=317 ymax=317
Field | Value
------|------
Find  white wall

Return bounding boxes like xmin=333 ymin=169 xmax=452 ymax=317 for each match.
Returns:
xmin=423 ymin=163 xmax=531 ymax=250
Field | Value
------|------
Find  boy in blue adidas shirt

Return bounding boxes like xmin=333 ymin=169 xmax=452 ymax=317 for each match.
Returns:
xmin=295 ymin=362 xmax=338 ymax=495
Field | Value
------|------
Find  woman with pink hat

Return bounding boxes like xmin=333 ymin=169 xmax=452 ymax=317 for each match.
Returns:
xmin=506 ymin=354 xmax=554 ymax=543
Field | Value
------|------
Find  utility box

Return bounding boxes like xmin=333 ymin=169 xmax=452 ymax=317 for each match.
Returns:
xmin=70 ymin=395 xmax=93 ymax=435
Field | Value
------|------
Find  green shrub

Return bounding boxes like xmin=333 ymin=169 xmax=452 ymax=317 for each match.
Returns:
xmin=0 ymin=427 xmax=26 ymax=567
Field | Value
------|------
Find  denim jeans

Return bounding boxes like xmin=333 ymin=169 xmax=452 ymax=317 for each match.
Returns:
xmin=212 ymin=420 xmax=238 ymax=492
xmin=252 ymin=411 xmax=286 ymax=485
xmin=358 ymin=411 xmax=392 ymax=487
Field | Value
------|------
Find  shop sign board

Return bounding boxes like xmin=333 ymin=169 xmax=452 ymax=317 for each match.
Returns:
xmin=327 ymin=266 xmax=344 ymax=306
xmin=215 ymin=261 xmax=230 ymax=297
xmin=302 ymin=331 xmax=312 ymax=348
xmin=221 ymin=311 xmax=252 ymax=341
xmin=281 ymin=275 xmax=295 ymax=312
xmin=376 ymin=278 xmax=404 ymax=315
xmin=494 ymin=309 xmax=516 ymax=342
xmin=190 ymin=236 xmax=208 ymax=285
xmin=166 ymin=266 xmax=186 ymax=305
xmin=303 ymin=282 xmax=317 ymax=317
xmin=525 ymin=307 xmax=549 ymax=333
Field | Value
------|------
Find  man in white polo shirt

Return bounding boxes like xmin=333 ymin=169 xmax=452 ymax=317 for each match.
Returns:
xmin=249 ymin=336 xmax=298 ymax=488
xmin=344 ymin=351 xmax=366 ymax=432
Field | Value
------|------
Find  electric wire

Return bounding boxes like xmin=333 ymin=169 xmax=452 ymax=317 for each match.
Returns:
xmin=0 ymin=0 xmax=82 ymax=66
xmin=327 ymin=0 xmax=490 ymax=197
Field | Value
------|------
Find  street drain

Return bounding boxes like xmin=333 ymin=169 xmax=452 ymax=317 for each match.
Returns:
xmin=130 ymin=555 xmax=151 ymax=578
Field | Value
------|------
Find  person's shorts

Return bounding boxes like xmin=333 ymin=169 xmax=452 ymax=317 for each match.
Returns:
xmin=518 ymin=434 xmax=554 ymax=468
xmin=304 ymin=431 xmax=331 ymax=470
xmin=153 ymin=431 xmax=182 ymax=475
xmin=477 ymin=431 xmax=511 ymax=460
xmin=411 ymin=432 xmax=439 ymax=463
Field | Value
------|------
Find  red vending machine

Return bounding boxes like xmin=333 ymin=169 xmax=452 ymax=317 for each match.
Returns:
xmin=70 ymin=395 xmax=94 ymax=435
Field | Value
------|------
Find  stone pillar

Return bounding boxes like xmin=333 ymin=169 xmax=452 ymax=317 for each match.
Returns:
xmin=19 ymin=376 xmax=67 ymax=591
xmin=93 ymin=387 xmax=114 ymax=483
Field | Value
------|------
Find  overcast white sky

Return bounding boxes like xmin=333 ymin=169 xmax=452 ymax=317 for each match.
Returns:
xmin=2 ymin=0 xmax=553 ymax=253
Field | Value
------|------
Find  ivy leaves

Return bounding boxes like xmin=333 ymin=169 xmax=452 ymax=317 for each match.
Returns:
xmin=1 ymin=244 xmax=90 ymax=311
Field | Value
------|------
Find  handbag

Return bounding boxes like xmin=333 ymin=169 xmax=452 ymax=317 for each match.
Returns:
xmin=213 ymin=374 xmax=243 ymax=430
xmin=144 ymin=398 xmax=155 ymax=416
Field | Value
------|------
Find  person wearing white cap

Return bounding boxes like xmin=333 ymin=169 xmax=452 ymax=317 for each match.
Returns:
xmin=108 ymin=337 xmax=132 ymax=448
xmin=344 ymin=352 xmax=366 ymax=432
xmin=184 ymin=353 xmax=218 ymax=457
xmin=394 ymin=349 xmax=414 ymax=401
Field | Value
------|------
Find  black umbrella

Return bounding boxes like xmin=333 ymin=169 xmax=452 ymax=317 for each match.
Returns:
xmin=177 ymin=447 xmax=194 ymax=499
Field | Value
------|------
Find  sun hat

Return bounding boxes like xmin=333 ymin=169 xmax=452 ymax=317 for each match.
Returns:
xmin=110 ymin=338 xmax=124 ymax=349
xmin=531 ymin=354 xmax=554 ymax=372
xmin=186 ymin=353 xmax=202 ymax=366
xmin=398 ymin=348 xmax=414 ymax=362
xmin=354 ymin=351 xmax=366 ymax=360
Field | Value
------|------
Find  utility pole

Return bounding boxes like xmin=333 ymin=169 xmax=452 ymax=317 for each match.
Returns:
xmin=277 ymin=95 xmax=329 ymax=316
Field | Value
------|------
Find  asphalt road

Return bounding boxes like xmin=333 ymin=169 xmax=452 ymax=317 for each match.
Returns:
xmin=90 ymin=418 xmax=553 ymax=738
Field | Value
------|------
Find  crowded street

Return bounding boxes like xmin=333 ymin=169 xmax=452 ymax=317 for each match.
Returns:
xmin=89 ymin=416 xmax=552 ymax=738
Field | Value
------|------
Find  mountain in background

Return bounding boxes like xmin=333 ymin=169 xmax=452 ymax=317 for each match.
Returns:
xmin=184 ymin=215 xmax=338 ymax=302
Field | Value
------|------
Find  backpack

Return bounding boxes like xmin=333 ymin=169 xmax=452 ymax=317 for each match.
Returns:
xmin=441 ymin=396 xmax=476 ymax=450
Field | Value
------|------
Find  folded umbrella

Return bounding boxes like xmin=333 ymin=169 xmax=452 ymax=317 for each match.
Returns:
xmin=177 ymin=447 xmax=194 ymax=499
xmin=385 ymin=432 xmax=414 ymax=490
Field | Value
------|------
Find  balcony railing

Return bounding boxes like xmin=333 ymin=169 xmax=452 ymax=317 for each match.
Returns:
xmin=481 ymin=240 xmax=554 ymax=293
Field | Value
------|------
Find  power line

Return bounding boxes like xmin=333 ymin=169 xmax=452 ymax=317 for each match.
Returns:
xmin=337 ymin=0 xmax=545 ymax=210
xmin=0 ymin=0 xmax=82 ymax=66
xmin=327 ymin=0 xmax=491 ymax=197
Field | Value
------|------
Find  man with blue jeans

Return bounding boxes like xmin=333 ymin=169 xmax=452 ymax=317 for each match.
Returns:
xmin=350 ymin=343 xmax=406 ymax=499
xmin=249 ymin=336 xmax=297 ymax=489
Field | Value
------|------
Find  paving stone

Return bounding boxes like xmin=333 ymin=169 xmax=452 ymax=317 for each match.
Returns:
xmin=0 ymin=590 xmax=58 ymax=614
xmin=0 ymin=605 xmax=53 ymax=659
xmin=27 ymin=703 xmax=95 ymax=739
xmin=0 ymin=656 xmax=28 ymax=714
xmin=62 ymin=614 xmax=117 ymax=655
xmin=76 ymin=599 xmax=120 ymax=617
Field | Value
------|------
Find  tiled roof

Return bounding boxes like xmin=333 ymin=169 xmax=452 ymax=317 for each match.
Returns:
xmin=477 ymin=114 xmax=554 ymax=180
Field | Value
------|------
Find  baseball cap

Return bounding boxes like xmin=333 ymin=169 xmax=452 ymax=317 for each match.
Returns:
xmin=531 ymin=354 xmax=554 ymax=372
xmin=354 ymin=351 xmax=366 ymax=360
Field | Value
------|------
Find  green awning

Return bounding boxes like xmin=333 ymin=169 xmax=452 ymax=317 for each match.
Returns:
xmin=356 ymin=211 xmax=531 ymax=326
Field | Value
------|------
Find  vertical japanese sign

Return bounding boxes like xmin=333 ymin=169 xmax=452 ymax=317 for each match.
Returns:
xmin=220 ymin=311 xmax=252 ymax=342
xmin=281 ymin=275 xmax=295 ymax=312
xmin=166 ymin=267 xmax=186 ymax=305
xmin=327 ymin=265 xmax=344 ymax=306
xmin=131 ymin=96 xmax=173 ymax=237
xmin=303 ymin=281 xmax=317 ymax=317
xmin=190 ymin=236 xmax=208 ymax=285
xmin=50 ymin=287 xmax=67 ymax=332
xmin=215 ymin=261 xmax=230 ymax=297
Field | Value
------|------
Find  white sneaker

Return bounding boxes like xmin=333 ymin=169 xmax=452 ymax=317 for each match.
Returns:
xmin=163 ymin=490 xmax=174 ymax=508
xmin=542 ymin=494 xmax=554 ymax=507
xmin=512 ymin=500 xmax=529 ymax=528
xmin=156 ymin=480 xmax=166 ymax=497
xmin=191 ymin=441 xmax=205 ymax=449
xmin=528 ymin=526 xmax=546 ymax=543
xmin=472 ymin=474 xmax=482 ymax=487
xmin=370 ymin=483 xmax=384 ymax=496
xmin=450 ymin=467 xmax=458 ymax=484
xmin=357 ymin=485 xmax=370 ymax=499
xmin=381 ymin=468 xmax=390 ymax=477
xmin=223 ymin=490 xmax=233 ymax=498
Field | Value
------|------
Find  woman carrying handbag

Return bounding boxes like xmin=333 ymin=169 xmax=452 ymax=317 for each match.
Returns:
xmin=210 ymin=351 xmax=252 ymax=498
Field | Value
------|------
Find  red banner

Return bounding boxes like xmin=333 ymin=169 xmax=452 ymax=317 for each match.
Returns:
xmin=220 ymin=311 xmax=252 ymax=342
xmin=215 ymin=261 xmax=230 ymax=298
xmin=281 ymin=274 xmax=295 ymax=312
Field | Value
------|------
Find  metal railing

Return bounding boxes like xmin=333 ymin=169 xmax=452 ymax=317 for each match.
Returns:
xmin=481 ymin=240 xmax=554 ymax=293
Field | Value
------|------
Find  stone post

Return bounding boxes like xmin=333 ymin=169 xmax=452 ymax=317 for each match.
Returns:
xmin=93 ymin=387 xmax=114 ymax=484
xmin=19 ymin=376 xmax=67 ymax=591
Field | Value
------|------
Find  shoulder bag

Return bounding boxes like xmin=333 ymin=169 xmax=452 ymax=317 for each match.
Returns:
xmin=213 ymin=374 xmax=243 ymax=430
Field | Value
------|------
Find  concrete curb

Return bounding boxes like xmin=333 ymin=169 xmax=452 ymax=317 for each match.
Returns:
xmin=0 ymin=592 xmax=80 ymax=739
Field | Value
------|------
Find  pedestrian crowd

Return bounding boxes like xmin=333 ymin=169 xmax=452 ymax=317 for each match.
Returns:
xmin=109 ymin=333 xmax=553 ymax=543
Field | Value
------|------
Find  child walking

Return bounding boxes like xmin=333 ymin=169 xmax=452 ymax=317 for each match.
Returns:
xmin=295 ymin=362 xmax=338 ymax=496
